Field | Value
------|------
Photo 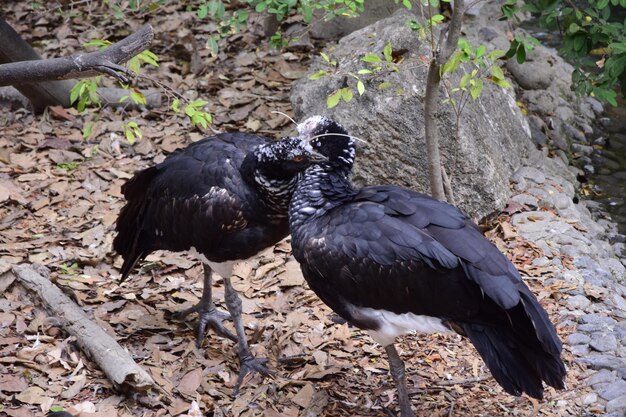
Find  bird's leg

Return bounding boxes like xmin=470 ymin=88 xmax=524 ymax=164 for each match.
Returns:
xmin=172 ymin=265 xmax=236 ymax=346
xmin=385 ymin=344 xmax=415 ymax=417
xmin=223 ymin=276 xmax=272 ymax=395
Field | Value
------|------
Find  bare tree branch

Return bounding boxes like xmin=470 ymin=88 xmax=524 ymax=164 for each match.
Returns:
xmin=423 ymin=0 xmax=465 ymax=201
xmin=0 ymin=24 xmax=153 ymax=87
xmin=12 ymin=264 xmax=155 ymax=392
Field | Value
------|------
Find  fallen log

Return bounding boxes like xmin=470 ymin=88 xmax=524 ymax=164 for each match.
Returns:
xmin=0 ymin=18 xmax=153 ymax=112
xmin=12 ymin=264 xmax=155 ymax=392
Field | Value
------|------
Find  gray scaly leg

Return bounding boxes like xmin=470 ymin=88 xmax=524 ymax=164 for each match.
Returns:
xmin=223 ymin=276 xmax=272 ymax=395
xmin=385 ymin=344 xmax=416 ymax=417
xmin=172 ymin=265 xmax=236 ymax=346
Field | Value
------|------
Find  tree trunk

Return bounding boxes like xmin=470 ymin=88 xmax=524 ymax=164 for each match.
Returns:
xmin=422 ymin=0 xmax=465 ymax=202
xmin=0 ymin=18 xmax=154 ymax=113
xmin=0 ymin=16 xmax=75 ymax=112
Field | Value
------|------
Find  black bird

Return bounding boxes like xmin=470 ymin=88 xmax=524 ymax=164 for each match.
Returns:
xmin=288 ymin=116 xmax=566 ymax=416
xmin=114 ymin=132 xmax=323 ymax=392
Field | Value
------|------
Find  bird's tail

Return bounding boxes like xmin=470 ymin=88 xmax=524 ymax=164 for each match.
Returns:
xmin=460 ymin=289 xmax=566 ymax=399
xmin=113 ymin=166 xmax=159 ymax=281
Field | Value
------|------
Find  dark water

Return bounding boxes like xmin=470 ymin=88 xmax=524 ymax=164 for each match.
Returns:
xmin=519 ymin=20 xmax=626 ymax=234
xmin=588 ymin=102 xmax=626 ymax=233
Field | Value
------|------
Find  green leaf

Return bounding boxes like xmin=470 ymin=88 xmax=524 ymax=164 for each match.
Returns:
xmin=459 ymin=72 xmax=471 ymax=89
xmin=171 ymin=99 xmax=180 ymax=113
xmin=327 ymin=90 xmax=342 ymax=108
xmin=255 ymin=2 xmax=267 ymax=12
xmin=70 ymin=85 xmax=80 ymax=105
xmin=362 ymin=53 xmax=382 ymax=63
xmin=341 ymin=87 xmax=353 ymax=102
xmin=357 ymin=80 xmax=365 ymax=95
xmin=197 ymin=4 xmax=208 ymax=19
xmin=402 ymin=0 xmax=412 ymax=9
xmin=302 ymin=5 xmax=313 ymax=22
xmin=487 ymin=49 xmax=506 ymax=60
xmin=491 ymin=65 xmax=505 ymax=80
xmin=190 ymin=99 xmax=209 ymax=108
xmin=469 ymin=78 xmax=483 ymax=100
xmin=130 ymin=90 xmax=147 ymax=105
xmin=516 ymin=45 xmax=526 ymax=64
xmin=378 ymin=81 xmax=392 ymax=90
xmin=475 ymin=44 xmax=486 ymax=58
xmin=320 ymin=52 xmax=331 ymax=64
xmin=491 ymin=78 xmax=512 ymax=88
xmin=309 ymin=70 xmax=329 ymax=80
xmin=568 ymin=23 xmax=580 ymax=34
xmin=83 ymin=39 xmax=111 ymax=49
xmin=430 ymin=14 xmax=445 ymax=25
xmin=383 ymin=41 xmax=393 ymax=63
xmin=82 ymin=122 xmax=93 ymax=140
xmin=357 ymin=69 xmax=373 ymax=74
xmin=207 ymin=36 xmax=219 ymax=55
xmin=50 ymin=406 xmax=64 ymax=413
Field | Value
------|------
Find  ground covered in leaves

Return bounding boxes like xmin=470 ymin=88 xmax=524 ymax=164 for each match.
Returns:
xmin=1 ymin=2 xmax=592 ymax=416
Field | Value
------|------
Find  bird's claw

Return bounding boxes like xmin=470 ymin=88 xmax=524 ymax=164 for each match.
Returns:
xmin=197 ymin=307 xmax=236 ymax=345
xmin=171 ymin=303 xmax=236 ymax=346
xmin=233 ymin=356 xmax=273 ymax=396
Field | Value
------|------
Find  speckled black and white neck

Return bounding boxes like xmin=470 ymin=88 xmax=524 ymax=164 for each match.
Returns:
xmin=289 ymin=116 xmax=357 ymax=228
xmin=242 ymin=137 xmax=315 ymax=219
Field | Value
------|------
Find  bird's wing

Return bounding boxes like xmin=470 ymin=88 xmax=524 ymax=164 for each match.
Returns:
xmin=296 ymin=185 xmax=522 ymax=320
xmin=114 ymin=133 xmax=266 ymax=277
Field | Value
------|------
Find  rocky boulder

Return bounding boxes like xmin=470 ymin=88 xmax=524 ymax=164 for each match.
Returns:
xmin=291 ymin=9 xmax=533 ymax=219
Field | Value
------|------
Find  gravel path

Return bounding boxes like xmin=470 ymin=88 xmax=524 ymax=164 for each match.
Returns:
xmin=510 ymin=149 xmax=626 ymax=416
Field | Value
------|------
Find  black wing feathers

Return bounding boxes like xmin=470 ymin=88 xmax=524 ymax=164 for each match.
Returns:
xmin=114 ymin=133 xmax=274 ymax=280
xmin=295 ymin=185 xmax=565 ymax=398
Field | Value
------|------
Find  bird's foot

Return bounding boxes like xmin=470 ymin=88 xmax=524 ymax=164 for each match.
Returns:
xmin=197 ymin=307 xmax=236 ymax=345
xmin=172 ymin=303 xmax=236 ymax=346
xmin=233 ymin=355 xmax=272 ymax=396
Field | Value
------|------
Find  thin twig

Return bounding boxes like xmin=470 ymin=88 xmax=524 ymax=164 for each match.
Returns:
xmin=435 ymin=375 xmax=490 ymax=386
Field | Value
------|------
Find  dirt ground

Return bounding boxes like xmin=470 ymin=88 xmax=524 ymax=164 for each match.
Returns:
xmin=1 ymin=2 xmax=593 ymax=416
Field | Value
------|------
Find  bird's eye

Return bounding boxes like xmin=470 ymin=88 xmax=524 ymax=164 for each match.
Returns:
xmin=293 ymin=155 xmax=304 ymax=162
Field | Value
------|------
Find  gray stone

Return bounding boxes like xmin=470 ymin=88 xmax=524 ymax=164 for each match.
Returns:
xmin=510 ymin=194 xmax=538 ymax=208
xmin=614 ymin=294 xmax=626 ymax=314
xmin=568 ymin=295 xmax=592 ymax=309
xmin=579 ymin=354 xmax=626 ymax=371
xmin=524 ymin=90 xmax=558 ymax=115
xmin=587 ymin=369 xmax=618 ymax=385
xmin=606 ymin=394 xmax=626 ymax=413
xmin=586 ymin=97 xmax=604 ymax=115
xmin=568 ymin=333 xmax=591 ymax=345
xmin=572 ymin=144 xmax=594 ymax=156
xmin=307 ymin=0 xmax=405 ymax=39
xmin=512 ymin=166 xmax=546 ymax=184
xmin=579 ymin=323 xmax=609 ymax=333
xmin=600 ymin=379 xmax=626 ymax=401
xmin=550 ymin=131 xmax=571 ymax=151
xmin=571 ymin=344 xmax=590 ymax=356
xmin=553 ymin=193 xmax=572 ymax=210
xmin=506 ymin=47 xmax=555 ymax=90
xmin=579 ymin=101 xmax=596 ymax=119
xmin=291 ymin=9 xmax=531 ymax=219
xmin=582 ymin=314 xmax=618 ymax=326
xmin=529 ymin=123 xmax=548 ymax=146
xmin=478 ymin=27 xmax=499 ymax=42
xmin=591 ymin=334 xmax=618 ymax=353
xmin=556 ymin=106 xmax=576 ymax=122
xmin=582 ymin=392 xmax=598 ymax=405
xmin=565 ymin=125 xmax=587 ymax=143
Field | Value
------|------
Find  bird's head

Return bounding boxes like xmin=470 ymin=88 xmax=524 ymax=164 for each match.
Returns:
xmin=253 ymin=136 xmax=327 ymax=180
xmin=296 ymin=116 xmax=355 ymax=171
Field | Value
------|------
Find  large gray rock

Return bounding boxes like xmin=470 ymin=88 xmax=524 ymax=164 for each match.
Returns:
xmin=291 ymin=10 xmax=533 ymax=218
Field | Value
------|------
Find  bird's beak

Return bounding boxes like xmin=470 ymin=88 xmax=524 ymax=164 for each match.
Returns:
xmin=309 ymin=150 xmax=328 ymax=163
